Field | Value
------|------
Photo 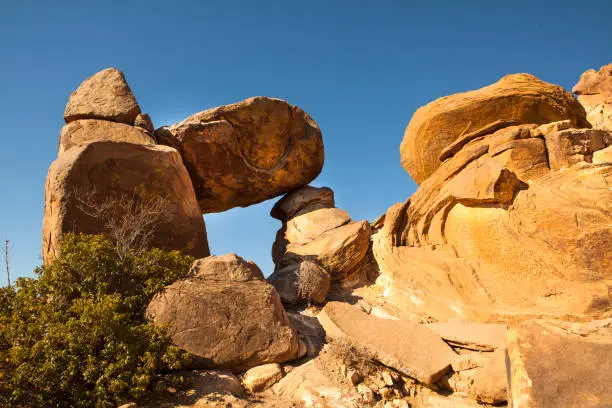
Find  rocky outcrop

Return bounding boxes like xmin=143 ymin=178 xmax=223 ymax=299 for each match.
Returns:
xmin=401 ymin=73 xmax=589 ymax=184
xmin=156 ymin=97 xmax=324 ymax=213
xmin=507 ymin=318 xmax=612 ymax=407
xmin=146 ymin=255 xmax=299 ymax=372
xmin=573 ymin=63 xmax=612 ymax=131
xmin=189 ymin=253 xmax=264 ymax=281
xmin=42 ymin=142 xmax=210 ymax=264
xmin=64 ymin=68 xmax=141 ymax=124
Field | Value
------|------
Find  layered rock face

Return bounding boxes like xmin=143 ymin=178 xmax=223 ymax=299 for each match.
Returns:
xmin=573 ymin=63 xmax=612 ymax=131
xmin=378 ymin=73 xmax=612 ymax=322
xmin=43 ymin=68 xmax=209 ymax=264
xmin=267 ymin=186 xmax=372 ymax=305
xmin=146 ymin=255 xmax=299 ymax=372
xmin=156 ymin=97 xmax=324 ymax=213
xmin=400 ymin=73 xmax=589 ymax=184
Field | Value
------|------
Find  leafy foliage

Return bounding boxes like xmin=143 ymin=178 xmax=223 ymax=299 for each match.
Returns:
xmin=0 ymin=233 xmax=194 ymax=407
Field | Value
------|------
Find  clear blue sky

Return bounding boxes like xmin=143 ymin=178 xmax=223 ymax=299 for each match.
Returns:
xmin=1 ymin=0 xmax=610 ymax=283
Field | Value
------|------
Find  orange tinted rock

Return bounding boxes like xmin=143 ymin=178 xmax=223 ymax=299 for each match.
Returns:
xmin=544 ymin=128 xmax=610 ymax=170
xmin=573 ymin=63 xmax=612 ymax=131
xmin=270 ymin=186 xmax=335 ymax=221
xmin=190 ymin=254 xmax=264 ymax=282
xmin=64 ymin=68 xmax=141 ymax=124
xmin=401 ymin=73 xmax=588 ymax=184
xmin=158 ymin=97 xmax=324 ymax=213
xmin=42 ymin=142 xmax=209 ymax=265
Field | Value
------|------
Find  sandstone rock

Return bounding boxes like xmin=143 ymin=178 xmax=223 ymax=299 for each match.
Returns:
xmin=285 ymin=221 xmax=372 ymax=281
xmin=401 ymin=73 xmax=589 ymax=183
xmin=544 ymin=128 xmax=610 ymax=170
xmin=446 ymin=349 xmax=508 ymax=404
xmin=573 ymin=63 xmax=612 ymax=131
xmin=242 ymin=364 xmax=284 ymax=393
xmin=267 ymin=260 xmax=330 ymax=305
xmin=64 ymin=68 xmax=141 ymax=125
xmin=285 ymin=208 xmax=351 ymax=245
xmin=506 ymin=319 xmax=612 ymax=407
xmin=426 ymin=322 xmax=507 ymax=352
xmin=146 ymin=276 xmax=298 ymax=372
xmin=58 ymin=119 xmax=155 ymax=155
xmin=286 ymin=311 xmax=326 ymax=358
xmin=190 ymin=253 xmax=264 ymax=282
xmin=134 ymin=113 xmax=154 ymax=133
xmin=177 ymin=370 xmax=245 ymax=397
xmin=42 ymin=142 xmax=209 ymax=265
xmin=270 ymin=186 xmax=335 ymax=221
xmin=157 ymin=97 xmax=324 ymax=213
xmin=318 ymin=302 xmax=456 ymax=385
xmin=593 ymin=145 xmax=612 ymax=163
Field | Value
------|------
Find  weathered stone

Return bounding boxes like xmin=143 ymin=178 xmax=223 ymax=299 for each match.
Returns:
xmin=42 ymin=142 xmax=209 ymax=265
xmin=427 ymin=322 xmax=507 ymax=352
xmin=401 ymin=73 xmax=589 ymax=183
xmin=190 ymin=253 xmax=264 ymax=282
xmin=544 ymin=128 xmax=610 ymax=170
xmin=58 ymin=119 xmax=155 ymax=155
xmin=447 ymin=349 xmax=508 ymax=404
xmin=175 ymin=370 xmax=245 ymax=398
xmin=157 ymin=97 xmax=324 ymax=213
xmin=270 ymin=186 xmax=335 ymax=221
xmin=285 ymin=221 xmax=372 ymax=281
xmin=318 ymin=302 xmax=455 ymax=385
xmin=267 ymin=260 xmax=330 ymax=305
xmin=64 ymin=68 xmax=141 ymax=124
xmin=242 ymin=364 xmax=284 ymax=393
xmin=134 ymin=113 xmax=154 ymax=133
xmin=507 ymin=319 xmax=612 ymax=407
xmin=593 ymin=145 xmax=612 ymax=164
xmin=146 ymin=277 xmax=298 ymax=372
xmin=573 ymin=63 xmax=612 ymax=131
xmin=285 ymin=208 xmax=351 ymax=245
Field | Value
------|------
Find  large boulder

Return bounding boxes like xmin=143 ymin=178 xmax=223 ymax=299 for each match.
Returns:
xmin=156 ymin=97 xmax=324 ymax=213
xmin=573 ymin=63 xmax=612 ymax=131
xmin=64 ymin=68 xmax=141 ymax=125
xmin=42 ymin=141 xmax=210 ymax=265
xmin=270 ymin=186 xmax=335 ymax=221
xmin=401 ymin=73 xmax=589 ymax=184
xmin=318 ymin=302 xmax=456 ymax=385
xmin=190 ymin=253 xmax=264 ymax=282
xmin=58 ymin=119 xmax=155 ymax=155
xmin=146 ymin=274 xmax=298 ymax=372
xmin=506 ymin=318 xmax=612 ymax=407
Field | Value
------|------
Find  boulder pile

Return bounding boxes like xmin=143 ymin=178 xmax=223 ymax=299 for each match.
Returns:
xmin=41 ymin=65 xmax=611 ymax=408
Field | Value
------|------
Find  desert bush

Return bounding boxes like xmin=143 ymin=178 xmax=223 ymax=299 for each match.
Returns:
xmin=0 ymin=233 xmax=194 ymax=408
xmin=317 ymin=336 xmax=380 ymax=382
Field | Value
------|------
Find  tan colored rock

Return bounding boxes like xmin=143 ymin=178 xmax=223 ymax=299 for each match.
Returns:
xmin=267 ymin=260 xmax=330 ymax=305
xmin=318 ymin=302 xmax=456 ymax=385
xmin=573 ymin=63 xmax=612 ymax=131
xmin=58 ymin=119 xmax=155 ymax=155
xmin=427 ymin=322 xmax=507 ymax=352
xmin=544 ymin=128 xmax=610 ymax=170
xmin=242 ymin=364 xmax=284 ymax=393
xmin=146 ymin=276 xmax=298 ymax=372
xmin=593 ymin=145 xmax=612 ymax=164
xmin=64 ymin=68 xmax=141 ymax=124
xmin=447 ymin=349 xmax=508 ymax=404
xmin=401 ymin=73 xmax=589 ymax=183
xmin=177 ymin=370 xmax=245 ymax=398
xmin=134 ymin=113 xmax=154 ymax=133
xmin=270 ymin=186 xmax=335 ymax=221
xmin=42 ymin=142 xmax=209 ymax=265
xmin=285 ymin=221 xmax=372 ymax=281
xmin=157 ymin=97 xmax=324 ymax=213
xmin=507 ymin=319 xmax=612 ymax=408
xmin=285 ymin=208 xmax=351 ymax=245
xmin=190 ymin=254 xmax=264 ymax=282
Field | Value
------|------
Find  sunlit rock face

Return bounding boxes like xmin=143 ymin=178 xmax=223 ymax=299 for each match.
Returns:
xmin=573 ymin=63 xmax=612 ymax=131
xmin=377 ymin=73 xmax=611 ymax=323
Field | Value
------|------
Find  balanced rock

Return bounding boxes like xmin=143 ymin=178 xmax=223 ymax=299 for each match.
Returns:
xmin=573 ymin=63 xmax=612 ymax=131
xmin=146 ymin=257 xmax=298 ymax=372
xmin=42 ymin=142 xmax=209 ymax=265
xmin=506 ymin=319 xmax=612 ymax=407
xmin=58 ymin=119 xmax=155 ymax=155
xmin=64 ymin=68 xmax=141 ymax=125
xmin=318 ymin=302 xmax=455 ymax=385
xmin=401 ymin=73 xmax=589 ymax=184
xmin=156 ymin=97 xmax=324 ymax=213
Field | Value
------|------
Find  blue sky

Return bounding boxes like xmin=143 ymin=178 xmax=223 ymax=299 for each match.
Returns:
xmin=0 ymin=0 xmax=610 ymax=283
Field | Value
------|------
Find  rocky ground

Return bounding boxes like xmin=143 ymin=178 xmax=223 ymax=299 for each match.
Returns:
xmin=43 ymin=63 xmax=612 ymax=407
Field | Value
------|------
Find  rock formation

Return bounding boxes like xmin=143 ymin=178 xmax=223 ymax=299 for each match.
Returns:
xmin=573 ymin=63 xmax=612 ymax=131
xmin=155 ymin=96 xmax=324 ymax=213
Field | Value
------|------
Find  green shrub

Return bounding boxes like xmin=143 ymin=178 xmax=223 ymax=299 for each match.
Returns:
xmin=0 ymin=233 xmax=194 ymax=407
